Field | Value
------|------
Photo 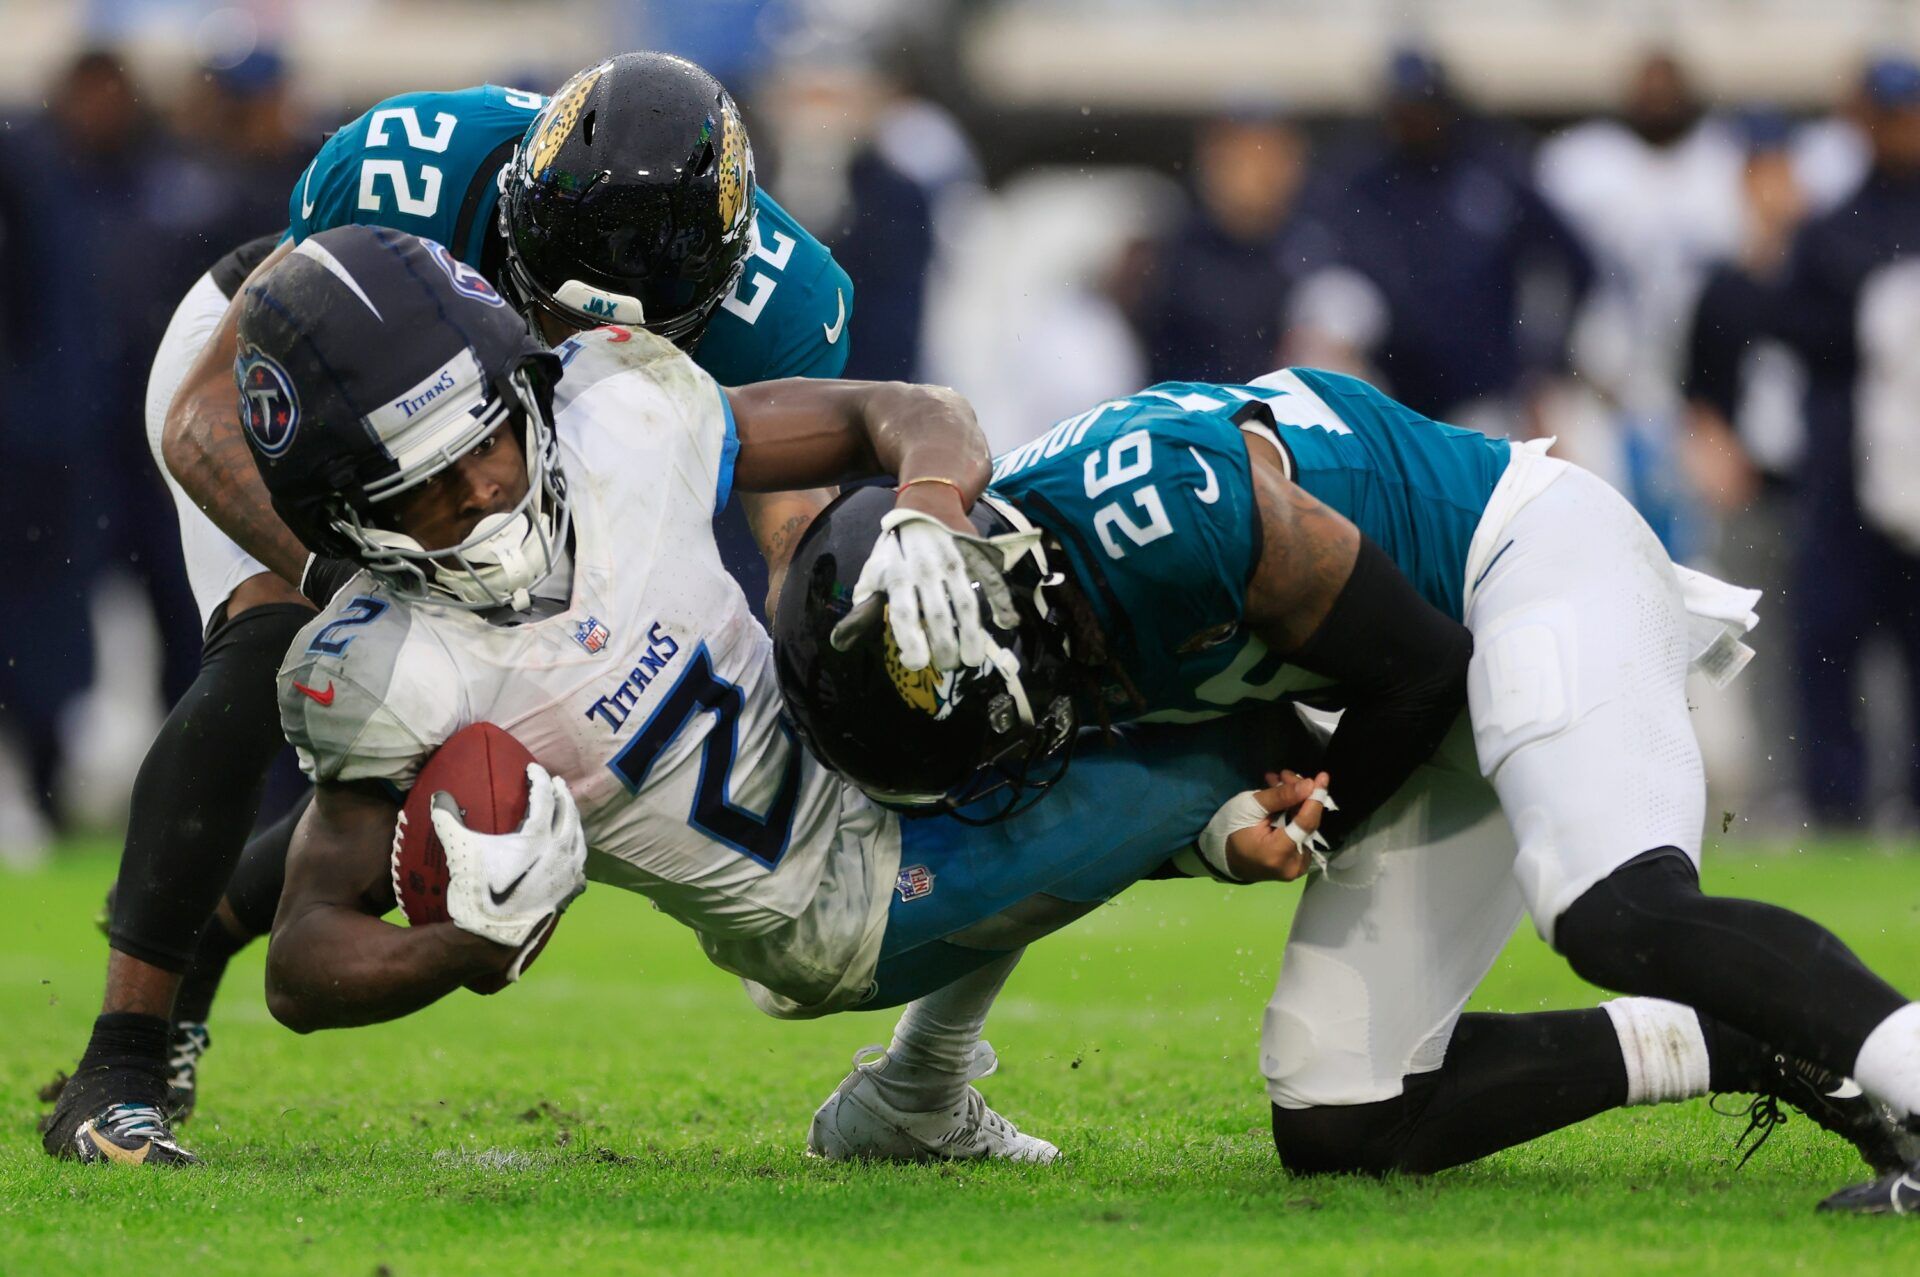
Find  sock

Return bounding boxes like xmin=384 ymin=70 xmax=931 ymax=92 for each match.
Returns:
xmin=76 ymin=1012 xmax=170 ymax=1078
xmin=871 ymin=948 xmax=1024 ymax=1112
xmin=1854 ymin=1002 xmax=1920 ymax=1120
xmin=1601 ymin=998 xmax=1712 ymax=1105
xmin=173 ymin=918 xmax=251 ymax=1025
xmin=1696 ymin=1013 xmax=1779 ymax=1094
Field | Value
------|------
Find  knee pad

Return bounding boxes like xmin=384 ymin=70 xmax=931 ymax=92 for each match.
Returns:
xmin=1551 ymin=848 xmax=1699 ymax=989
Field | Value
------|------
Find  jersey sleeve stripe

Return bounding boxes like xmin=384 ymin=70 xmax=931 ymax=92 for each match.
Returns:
xmin=713 ymin=384 xmax=740 ymax=514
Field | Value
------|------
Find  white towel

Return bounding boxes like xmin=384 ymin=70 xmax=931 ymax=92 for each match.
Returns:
xmin=1672 ymin=563 xmax=1762 ymax=689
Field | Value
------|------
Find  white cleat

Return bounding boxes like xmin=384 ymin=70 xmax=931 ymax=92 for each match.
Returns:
xmin=806 ymin=1043 xmax=1059 ymax=1164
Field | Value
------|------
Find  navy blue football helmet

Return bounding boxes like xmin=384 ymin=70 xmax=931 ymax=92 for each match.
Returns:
xmin=236 ymin=224 xmax=566 ymax=611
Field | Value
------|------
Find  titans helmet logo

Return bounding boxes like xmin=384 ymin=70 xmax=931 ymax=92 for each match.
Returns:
xmin=424 ymin=238 xmax=505 ymax=307
xmin=235 ymin=345 xmax=300 ymax=458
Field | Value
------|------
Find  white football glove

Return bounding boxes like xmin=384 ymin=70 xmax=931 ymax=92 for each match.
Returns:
xmin=830 ymin=507 xmax=1021 ymax=672
xmin=432 ymin=763 xmax=587 ymax=977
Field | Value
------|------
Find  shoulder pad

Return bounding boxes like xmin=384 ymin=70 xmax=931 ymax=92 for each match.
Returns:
xmin=278 ymin=592 xmax=462 ymax=788
xmin=550 ymin=325 xmax=716 ymax=412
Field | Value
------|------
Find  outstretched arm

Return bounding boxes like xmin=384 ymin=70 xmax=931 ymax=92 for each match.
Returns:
xmin=1241 ymin=444 xmax=1472 ymax=848
xmin=725 ymin=379 xmax=991 ymax=531
xmin=725 ymin=379 xmax=1011 ymax=671
xmin=266 ymin=782 xmax=513 ymax=1032
xmin=160 ymin=237 xmax=312 ymax=585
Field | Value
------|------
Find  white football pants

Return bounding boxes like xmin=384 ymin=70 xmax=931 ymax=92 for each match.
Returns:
xmin=1263 ymin=459 xmax=1711 ymax=1110
xmin=145 ymin=270 xmax=272 ymax=626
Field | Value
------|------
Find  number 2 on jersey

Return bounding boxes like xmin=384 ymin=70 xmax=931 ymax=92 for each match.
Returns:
xmin=607 ymin=645 xmax=800 ymax=868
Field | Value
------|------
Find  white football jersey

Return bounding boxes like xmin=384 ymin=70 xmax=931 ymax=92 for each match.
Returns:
xmin=280 ymin=326 xmax=899 ymax=1016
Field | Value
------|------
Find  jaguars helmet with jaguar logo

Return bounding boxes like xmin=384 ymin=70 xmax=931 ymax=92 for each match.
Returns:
xmin=497 ymin=51 xmax=758 ymax=348
xmin=774 ymin=486 xmax=1079 ymax=824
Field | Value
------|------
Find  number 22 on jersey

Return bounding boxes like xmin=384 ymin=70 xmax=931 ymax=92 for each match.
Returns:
xmin=353 ymin=89 xmax=544 ymax=219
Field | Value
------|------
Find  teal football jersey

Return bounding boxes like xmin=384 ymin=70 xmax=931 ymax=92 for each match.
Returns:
xmin=987 ymin=370 xmax=1510 ymax=723
xmin=288 ymin=85 xmax=547 ymax=270
xmin=286 ymin=85 xmax=851 ymax=382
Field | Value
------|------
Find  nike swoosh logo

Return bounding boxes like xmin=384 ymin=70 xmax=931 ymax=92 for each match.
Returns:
xmin=299 ymin=161 xmax=319 ymax=220
xmin=82 ymin=1125 xmax=151 ymax=1165
xmin=822 ymin=289 xmax=846 ymax=344
xmin=293 ymin=680 xmax=336 ymax=707
xmin=489 ymin=867 xmax=531 ymax=906
xmin=1189 ymin=447 xmax=1221 ymax=504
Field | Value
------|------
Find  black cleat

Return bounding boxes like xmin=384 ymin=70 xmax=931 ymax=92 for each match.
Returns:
xmin=1818 ymin=1163 xmax=1920 ymax=1216
xmin=40 ymin=1066 xmax=198 ymax=1166
xmin=165 ymin=1023 xmax=210 ymax=1123
xmin=1716 ymin=1053 xmax=1919 ymax=1174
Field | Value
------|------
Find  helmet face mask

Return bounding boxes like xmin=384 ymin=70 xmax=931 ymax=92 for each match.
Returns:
xmin=497 ymin=52 xmax=758 ymax=349
xmin=774 ymin=487 xmax=1082 ymax=825
xmin=327 ymin=366 xmax=570 ymax=613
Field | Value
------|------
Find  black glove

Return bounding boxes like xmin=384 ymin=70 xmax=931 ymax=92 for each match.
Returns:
xmin=299 ymin=554 xmax=360 ymax=608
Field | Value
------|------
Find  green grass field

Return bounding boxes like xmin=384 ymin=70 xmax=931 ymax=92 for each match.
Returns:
xmin=3 ymin=839 xmax=1918 ymax=1275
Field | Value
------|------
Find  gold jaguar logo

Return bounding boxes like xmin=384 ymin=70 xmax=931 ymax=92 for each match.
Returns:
xmin=883 ymin=611 xmax=956 ymax=718
xmin=714 ymin=100 xmax=752 ymax=234
xmin=526 ymin=62 xmax=607 ymax=176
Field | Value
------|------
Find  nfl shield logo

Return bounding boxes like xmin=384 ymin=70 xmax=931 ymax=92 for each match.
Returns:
xmin=895 ymin=865 xmax=935 ymax=903
xmin=574 ymin=616 xmax=611 ymax=654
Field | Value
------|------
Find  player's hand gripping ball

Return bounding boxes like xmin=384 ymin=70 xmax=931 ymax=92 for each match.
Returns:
xmin=391 ymin=723 xmax=587 ymax=985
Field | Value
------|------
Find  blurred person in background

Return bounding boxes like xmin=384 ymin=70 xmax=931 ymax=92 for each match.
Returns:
xmin=1296 ymin=48 xmax=1593 ymax=437
xmin=0 ymin=48 xmax=191 ymax=862
xmin=1750 ymin=55 xmax=1920 ymax=829
xmin=831 ymin=51 xmax=982 ymax=384
xmin=1682 ymin=109 xmax=1815 ymax=824
xmin=1533 ymin=52 xmax=1768 ymax=811
xmin=1129 ymin=110 xmax=1332 ymax=385
xmin=1536 ymin=50 xmax=1747 ymax=560
xmin=173 ymin=46 xmax=309 ymax=251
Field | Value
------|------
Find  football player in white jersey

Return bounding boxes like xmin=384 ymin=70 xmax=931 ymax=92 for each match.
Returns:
xmin=240 ymin=226 xmax=1319 ymax=1163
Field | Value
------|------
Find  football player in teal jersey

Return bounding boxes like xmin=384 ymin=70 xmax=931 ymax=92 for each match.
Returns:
xmin=781 ymin=369 xmax=1920 ymax=1209
xmin=285 ymin=58 xmax=850 ymax=384
xmin=41 ymin=52 xmax=853 ymax=1166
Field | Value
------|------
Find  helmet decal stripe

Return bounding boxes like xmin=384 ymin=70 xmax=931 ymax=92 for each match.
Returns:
xmin=291 ymin=238 xmax=384 ymax=320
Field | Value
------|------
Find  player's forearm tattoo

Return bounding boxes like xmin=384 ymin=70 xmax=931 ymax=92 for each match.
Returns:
xmin=1245 ymin=464 xmax=1361 ymax=654
xmin=763 ymin=513 xmax=813 ymax=572
xmin=171 ymin=395 xmax=312 ymax=584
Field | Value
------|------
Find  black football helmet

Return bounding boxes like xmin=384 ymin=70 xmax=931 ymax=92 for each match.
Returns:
xmin=236 ymin=224 xmax=566 ymax=612
xmin=774 ymin=486 xmax=1080 ymax=823
xmin=497 ymin=52 xmax=757 ymax=347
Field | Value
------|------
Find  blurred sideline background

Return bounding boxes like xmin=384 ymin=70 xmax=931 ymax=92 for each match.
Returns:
xmin=1 ymin=0 xmax=1917 ymax=868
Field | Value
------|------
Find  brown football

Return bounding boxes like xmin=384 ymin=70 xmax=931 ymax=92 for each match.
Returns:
xmin=392 ymin=723 xmax=552 ymax=977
